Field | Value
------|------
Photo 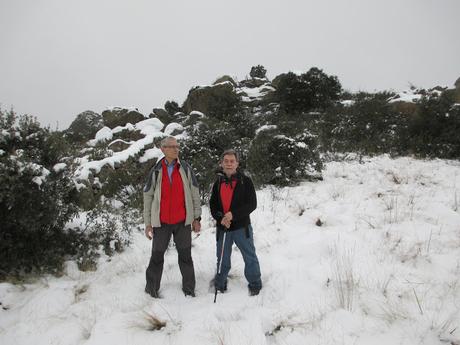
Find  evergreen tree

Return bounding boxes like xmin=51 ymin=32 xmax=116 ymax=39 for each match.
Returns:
xmin=250 ymin=65 xmax=267 ymax=79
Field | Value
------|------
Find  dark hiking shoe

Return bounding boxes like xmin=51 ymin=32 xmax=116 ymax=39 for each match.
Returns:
xmin=215 ymin=282 xmax=227 ymax=293
xmin=211 ymin=277 xmax=227 ymax=293
xmin=145 ymin=287 xmax=160 ymax=298
xmin=249 ymin=287 xmax=261 ymax=296
xmin=216 ymin=286 xmax=227 ymax=293
xmin=214 ymin=281 xmax=227 ymax=293
xmin=183 ymin=289 xmax=195 ymax=297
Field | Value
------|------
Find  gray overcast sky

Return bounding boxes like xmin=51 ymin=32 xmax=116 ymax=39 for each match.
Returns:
xmin=1 ymin=0 xmax=459 ymax=129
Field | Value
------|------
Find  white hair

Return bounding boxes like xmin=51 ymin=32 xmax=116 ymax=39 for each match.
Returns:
xmin=160 ymin=136 xmax=177 ymax=147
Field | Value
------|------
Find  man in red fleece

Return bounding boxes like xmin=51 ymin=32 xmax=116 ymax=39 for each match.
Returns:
xmin=210 ymin=149 xmax=262 ymax=296
xmin=143 ymin=137 xmax=201 ymax=298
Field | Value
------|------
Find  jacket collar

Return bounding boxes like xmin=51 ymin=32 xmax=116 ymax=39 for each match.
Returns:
xmin=217 ymin=169 xmax=241 ymax=183
xmin=154 ymin=157 xmax=182 ymax=171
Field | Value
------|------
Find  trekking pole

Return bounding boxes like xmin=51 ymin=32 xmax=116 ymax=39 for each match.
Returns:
xmin=214 ymin=230 xmax=227 ymax=303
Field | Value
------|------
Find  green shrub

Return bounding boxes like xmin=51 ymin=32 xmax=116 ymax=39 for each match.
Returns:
xmin=321 ymin=92 xmax=408 ymax=156
xmin=247 ymin=127 xmax=323 ymax=187
xmin=180 ymin=112 xmax=255 ymax=201
xmin=250 ymin=65 xmax=267 ymax=79
xmin=407 ymin=91 xmax=460 ymax=158
xmin=0 ymin=110 xmax=79 ymax=279
xmin=273 ymin=68 xmax=342 ymax=114
xmin=164 ymin=100 xmax=182 ymax=116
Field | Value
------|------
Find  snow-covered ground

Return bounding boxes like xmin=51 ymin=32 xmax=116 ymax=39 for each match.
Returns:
xmin=1 ymin=155 xmax=460 ymax=345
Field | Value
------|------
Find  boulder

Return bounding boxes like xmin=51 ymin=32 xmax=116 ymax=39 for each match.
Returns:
xmin=149 ymin=108 xmax=173 ymax=125
xmin=66 ymin=110 xmax=103 ymax=143
xmin=182 ymin=82 xmax=240 ymax=119
xmin=102 ymin=107 xmax=145 ymax=129
xmin=240 ymin=78 xmax=267 ymax=88
xmin=213 ymin=75 xmax=237 ymax=87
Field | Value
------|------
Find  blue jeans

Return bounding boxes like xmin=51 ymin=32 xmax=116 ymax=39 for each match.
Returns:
xmin=215 ymin=225 xmax=262 ymax=290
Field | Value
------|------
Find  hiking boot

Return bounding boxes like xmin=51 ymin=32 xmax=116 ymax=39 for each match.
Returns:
xmin=249 ymin=287 xmax=260 ymax=296
xmin=145 ymin=286 xmax=160 ymax=298
xmin=183 ymin=289 xmax=195 ymax=297
xmin=215 ymin=282 xmax=227 ymax=293
xmin=216 ymin=286 xmax=227 ymax=293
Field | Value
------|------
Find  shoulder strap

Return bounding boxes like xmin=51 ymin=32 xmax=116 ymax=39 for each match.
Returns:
xmin=181 ymin=160 xmax=199 ymax=188
xmin=143 ymin=160 xmax=162 ymax=192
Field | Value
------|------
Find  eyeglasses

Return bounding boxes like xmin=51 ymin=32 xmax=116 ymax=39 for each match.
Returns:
xmin=163 ymin=145 xmax=180 ymax=149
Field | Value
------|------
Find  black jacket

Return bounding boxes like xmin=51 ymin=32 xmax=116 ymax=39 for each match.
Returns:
xmin=209 ymin=171 xmax=257 ymax=231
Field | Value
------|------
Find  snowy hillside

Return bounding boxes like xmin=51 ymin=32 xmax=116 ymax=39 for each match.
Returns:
xmin=1 ymin=156 xmax=459 ymax=345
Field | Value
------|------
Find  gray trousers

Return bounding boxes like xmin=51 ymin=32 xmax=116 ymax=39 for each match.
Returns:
xmin=145 ymin=223 xmax=195 ymax=293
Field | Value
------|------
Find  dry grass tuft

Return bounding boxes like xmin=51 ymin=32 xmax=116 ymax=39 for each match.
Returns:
xmin=143 ymin=311 xmax=167 ymax=331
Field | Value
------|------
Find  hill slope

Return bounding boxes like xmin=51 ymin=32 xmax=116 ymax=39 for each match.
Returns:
xmin=1 ymin=156 xmax=459 ymax=345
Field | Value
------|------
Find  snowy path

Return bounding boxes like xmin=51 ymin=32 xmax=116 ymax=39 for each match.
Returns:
xmin=1 ymin=156 xmax=460 ymax=345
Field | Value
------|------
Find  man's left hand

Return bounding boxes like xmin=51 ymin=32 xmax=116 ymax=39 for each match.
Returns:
xmin=223 ymin=212 xmax=233 ymax=221
xmin=192 ymin=219 xmax=201 ymax=233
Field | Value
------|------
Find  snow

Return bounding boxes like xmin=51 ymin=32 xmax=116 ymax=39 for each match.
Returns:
xmin=198 ymin=81 xmax=235 ymax=89
xmin=164 ymin=122 xmax=184 ymax=135
xmin=53 ymin=163 xmax=67 ymax=172
xmin=21 ymin=162 xmax=51 ymax=186
xmin=189 ymin=111 xmax=205 ymax=117
xmin=135 ymin=118 xmax=164 ymax=135
xmin=2 ymin=155 xmax=460 ymax=345
xmin=105 ymin=106 xmax=140 ymax=113
xmin=112 ymin=123 xmax=136 ymax=134
xmin=13 ymin=160 xmax=51 ymax=186
xmin=74 ymin=118 xmax=165 ymax=181
xmin=139 ymin=147 xmax=163 ymax=163
xmin=341 ymin=100 xmax=355 ymax=107
xmin=88 ymin=126 xmax=113 ymax=146
xmin=75 ymin=132 xmax=165 ymax=180
xmin=239 ymin=85 xmax=275 ymax=101
xmin=255 ymin=125 xmax=277 ymax=135
xmin=108 ymin=139 xmax=135 ymax=147
xmin=88 ymin=119 xmax=163 ymax=147
xmin=388 ymin=90 xmax=423 ymax=103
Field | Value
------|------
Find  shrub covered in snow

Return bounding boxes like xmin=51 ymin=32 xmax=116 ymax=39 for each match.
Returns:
xmin=320 ymin=88 xmax=460 ymax=159
xmin=0 ymin=110 xmax=79 ymax=279
xmin=407 ymin=91 xmax=460 ymax=158
xmin=180 ymin=114 xmax=254 ymax=201
xmin=0 ymin=109 xmax=141 ymax=280
xmin=247 ymin=127 xmax=323 ymax=187
xmin=321 ymin=92 xmax=408 ymax=156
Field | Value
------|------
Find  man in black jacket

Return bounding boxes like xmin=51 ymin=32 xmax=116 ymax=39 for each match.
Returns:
xmin=210 ymin=149 xmax=262 ymax=296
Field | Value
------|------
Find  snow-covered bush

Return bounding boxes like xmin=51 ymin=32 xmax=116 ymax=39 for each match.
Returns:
xmin=180 ymin=109 xmax=255 ymax=201
xmin=247 ymin=127 xmax=323 ymax=187
xmin=0 ymin=110 xmax=79 ymax=279
xmin=72 ymin=202 xmax=137 ymax=271
xmin=321 ymin=92 xmax=408 ymax=156
xmin=407 ymin=91 xmax=460 ymax=158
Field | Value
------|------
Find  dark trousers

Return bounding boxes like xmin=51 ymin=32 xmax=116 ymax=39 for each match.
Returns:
xmin=146 ymin=223 xmax=195 ymax=293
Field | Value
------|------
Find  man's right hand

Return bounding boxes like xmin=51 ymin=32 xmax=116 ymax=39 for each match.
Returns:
xmin=145 ymin=225 xmax=153 ymax=240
